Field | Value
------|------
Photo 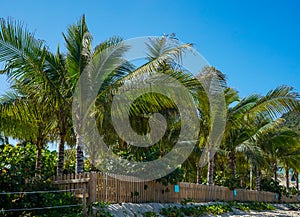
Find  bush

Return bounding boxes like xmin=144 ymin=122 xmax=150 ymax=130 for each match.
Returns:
xmin=142 ymin=211 xmax=159 ymax=217
xmin=159 ymin=204 xmax=232 ymax=217
xmin=92 ymin=202 xmax=113 ymax=217
xmin=260 ymin=177 xmax=286 ymax=199
xmin=0 ymin=143 xmax=83 ymax=217
xmin=247 ymin=202 xmax=275 ymax=211
xmin=160 ymin=206 xmax=184 ymax=217
xmin=214 ymin=172 xmax=241 ymax=190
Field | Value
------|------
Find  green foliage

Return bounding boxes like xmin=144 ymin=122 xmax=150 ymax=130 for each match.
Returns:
xmin=234 ymin=203 xmax=250 ymax=212
xmin=180 ymin=206 xmax=206 ymax=216
xmin=142 ymin=211 xmax=159 ymax=217
xmin=290 ymin=187 xmax=300 ymax=196
xmin=160 ymin=206 xmax=184 ymax=217
xmin=260 ymin=177 xmax=286 ymax=199
xmin=0 ymin=18 xmax=300 ymax=214
xmin=282 ymin=111 xmax=300 ymax=134
xmin=229 ymin=201 xmax=275 ymax=212
xmin=229 ymin=201 xmax=250 ymax=212
xmin=156 ymin=202 xmax=276 ymax=217
xmin=160 ymin=204 xmax=232 ymax=217
xmin=205 ymin=204 xmax=232 ymax=215
xmin=0 ymin=181 xmax=83 ymax=217
xmin=0 ymin=143 xmax=83 ymax=217
xmin=214 ymin=172 xmax=241 ymax=190
xmin=105 ymin=145 xmax=185 ymax=185
xmin=92 ymin=202 xmax=113 ymax=217
xmin=156 ymin=167 xmax=184 ymax=186
xmin=247 ymin=202 xmax=275 ymax=211
xmin=0 ymin=143 xmax=57 ymax=192
xmin=62 ymin=149 xmax=94 ymax=174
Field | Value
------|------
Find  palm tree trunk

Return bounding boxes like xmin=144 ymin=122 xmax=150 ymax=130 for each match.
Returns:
xmin=250 ymin=163 xmax=253 ymax=190
xmin=296 ymin=172 xmax=299 ymax=190
xmin=207 ymin=153 xmax=215 ymax=185
xmin=285 ymin=167 xmax=290 ymax=196
xmin=76 ymin=133 xmax=84 ymax=174
xmin=57 ymin=131 xmax=66 ymax=175
xmin=35 ymin=138 xmax=43 ymax=177
xmin=57 ymin=110 xmax=67 ymax=175
xmin=196 ymin=163 xmax=202 ymax=184
xmin=273 ymin=162 xmax=277 ymax=182
xmin=229 ymin=150 xmax=236 ymax=178
xmin=4 ymin=136 xmax=9 ymax=144
xmin=255 ymin=166 xmax=260 ymax=191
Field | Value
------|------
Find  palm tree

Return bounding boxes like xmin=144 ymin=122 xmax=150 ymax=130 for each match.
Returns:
xmin=0 ymin=90 xmax=55 ymax=176
xmin=259 ymin=128 xmax=300 ymax=194
xmin=200 ymin=87 xmax=237 ymax=185
xmin=0 ymin=17 xmax=80 ymax=175
xmin=236 ymin=117 xmax=284 ymax=190
xmin=71 ymin=31 xmax=201 ymax=175
xmin=222 ymin=86 xmax=300 ymax=180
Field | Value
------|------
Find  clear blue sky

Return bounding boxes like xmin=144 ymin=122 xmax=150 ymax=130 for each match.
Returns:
xmin=0 ymin=0 xmax=299 ymax=97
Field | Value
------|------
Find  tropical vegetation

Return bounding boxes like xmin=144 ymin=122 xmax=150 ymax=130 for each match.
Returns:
xmin=0 ymin=15 xmax=300 ymax=216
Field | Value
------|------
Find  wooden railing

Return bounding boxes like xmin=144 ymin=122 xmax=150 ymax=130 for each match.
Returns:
xmin=51 ymin=172 xmax=299 ymax=204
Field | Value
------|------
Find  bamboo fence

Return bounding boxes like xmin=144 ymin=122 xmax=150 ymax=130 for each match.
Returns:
xmin=51 ymin=172 xmax=299 ymax=204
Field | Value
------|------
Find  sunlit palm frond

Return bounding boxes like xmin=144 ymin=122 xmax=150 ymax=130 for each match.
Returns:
xmin=250 ymin=85 xmax=300 ymax=120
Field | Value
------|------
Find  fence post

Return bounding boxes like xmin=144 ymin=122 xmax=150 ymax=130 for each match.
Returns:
xmin=89 ymin=172 xmax=97 ymax=205
xmin=82 ymin=185 xmax=87 ymax=217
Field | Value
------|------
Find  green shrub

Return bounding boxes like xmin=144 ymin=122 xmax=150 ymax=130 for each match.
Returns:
xmin=229 ymin=201 xmax=250 ymax=212
xmin=160 ymin=206 xmax=184 ymax=217
xmin=160 ymin=204 xmax=233 ymax=217
xmin=181 ymin=206 xmax=205 ymax=216
xmin=92 ymin=202 xmax=113 ymax=217
xmin=247 ymin=202 xmax=275 ymax=211
xmin=142 ymin=211 xmax=159 ymax=217
xmin=205 ymin=204 xmax=232 ymax=215
xmin=0 ymin=144 xmax=83 ymax=217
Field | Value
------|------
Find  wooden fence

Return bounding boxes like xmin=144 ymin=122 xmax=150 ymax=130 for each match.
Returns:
xmin=52 ymin=172 xmax=298 ymax=204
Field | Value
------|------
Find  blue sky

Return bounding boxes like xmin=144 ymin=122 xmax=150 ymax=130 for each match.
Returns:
xmin=0 ymin=0 xmax=299 ymax=98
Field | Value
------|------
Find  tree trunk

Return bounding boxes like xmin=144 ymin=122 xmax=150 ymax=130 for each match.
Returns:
xmin=255 ymin=166 xmax=260 ymax=191
xmin=76 ymin=133 xmax=84 ymax=174
xmin=57 ymin=131 xmax=66 ymax=175
xmin=240 ymin=178 xmax=245 ymax=188
xmin=4 ymin=136 xmax=9 ymax=144
xmin=57 ymin=110 xmax=67 ymax=175
xmin=35 ymin=139 xmax=43 ymax=177
xmin=273 ymin=162 xmax=277 ymax=182
xmin=207 ymin=154 xmax=214 ymax=185
xmin=296 ymin=171 xmax=299 ymax=191
xmin=196 ymin=163 xmax=202 ymax=184
xmin=285 ymin=167 xmax=290 ymax=196
xmin=229 ymin=150 xmax=236 ymax=178
xmin=250 ymin=163 xmax=253 ymax=190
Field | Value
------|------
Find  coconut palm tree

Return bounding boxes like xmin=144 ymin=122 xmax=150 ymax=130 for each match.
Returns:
xmin=0 ymin=17 xmax=73 ymax=175
xmin=236 ymin=117 xmax=284 ymax=190
xmin=222 ymin=86 xmax=300 ymax=180
xmin=0 ymin=90 xmax=55 ymax=176
xmin=259 ymin=128 xmax=300 ymax=194
xmin=72 ymin=32 xmax=203 ymax=175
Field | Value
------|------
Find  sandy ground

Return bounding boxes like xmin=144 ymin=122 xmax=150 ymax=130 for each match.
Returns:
xmin=97 ymin=202 xmax=300 ymax=217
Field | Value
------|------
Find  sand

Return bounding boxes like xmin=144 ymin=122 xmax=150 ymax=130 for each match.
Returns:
xmin=95 ymin=202 xmax=300 ymax=217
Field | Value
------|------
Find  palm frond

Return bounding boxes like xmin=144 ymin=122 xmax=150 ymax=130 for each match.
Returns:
xmin=250 ymin=85 xmax=300 ymax=120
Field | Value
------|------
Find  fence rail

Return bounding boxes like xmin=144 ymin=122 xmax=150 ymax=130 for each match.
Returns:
xmin=0 ymin=188 xmax=86 ymax=216
xmin=51 ymin=172 xmax=298 ymax=204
